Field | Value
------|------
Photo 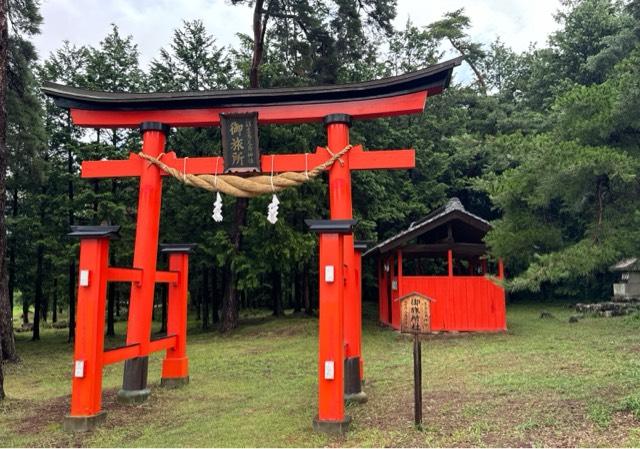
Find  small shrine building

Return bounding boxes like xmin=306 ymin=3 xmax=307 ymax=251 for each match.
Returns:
xmin=365 ymin=198 xmax=506 ymax=332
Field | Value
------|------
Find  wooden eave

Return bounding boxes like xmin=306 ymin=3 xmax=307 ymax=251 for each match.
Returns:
xmin=42 ymin=57 xmax=462 ymax=112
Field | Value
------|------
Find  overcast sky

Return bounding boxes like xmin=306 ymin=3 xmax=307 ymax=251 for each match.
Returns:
xmin=33 ymin=0 xmax=563 ymax=74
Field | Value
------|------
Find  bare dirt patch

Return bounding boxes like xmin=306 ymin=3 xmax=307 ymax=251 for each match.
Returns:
xmin=9 ymin=387 xmax=176 ymax=448
xmin=348 ymin=384 xmax=640 ymax=447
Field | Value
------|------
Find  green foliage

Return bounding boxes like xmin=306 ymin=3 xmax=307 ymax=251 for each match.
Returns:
xmin=149 ymin=20 xmax=236 ymax=91
xmin=621 ymin=393 xmax=640 ymax=419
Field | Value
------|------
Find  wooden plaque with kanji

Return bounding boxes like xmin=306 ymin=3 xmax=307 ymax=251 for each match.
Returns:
xmin=220 ymin=112 xmax=260 ymax=173
xmin=398 ymin=292 xmax=433 ymax=334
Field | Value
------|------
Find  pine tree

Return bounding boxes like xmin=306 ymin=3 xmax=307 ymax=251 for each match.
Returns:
xmin=474 ymin=1 xmax=640 ymax=295
xmin=41 ymin=42 xmax=90 ymax=342
xmin=0 ymin=0 xmax=42 ymax=365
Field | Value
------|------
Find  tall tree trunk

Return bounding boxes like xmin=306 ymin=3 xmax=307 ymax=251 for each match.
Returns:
xmin=52 ymin=278 xmax=58 ymax=323
xmin=220 ymin=1 xmax=268 ymax=333
xmin=271 ymin=269 xmax=282 ymax=317
xmin=106 ymin=252 xmax=116 ymax=336
xmin=293 ymin=266 xmax=302 ymax=313
xmin=22 ymin=296 xmax=28 ymax=325
xmin=106 ymin=283 xmax=115 ymax=337
xmin=68 ymin=260 xmax=76 ymax=343
xmin=0 ymin=0 xmax=16 ymax=362
xmin=220 ymin=266 xmax=239 ymax=332
xmin=42 ymin=294 xmax=48 ymax=322
xmin=220 ymin=199 xmax=246 ymax=332
xmin=33 ymin=245 xmax=43 ymax=341
xmin=0 ymin=344 xmax=4 ymax=400
xmin=211 ymin=265 xmax=219 ymax=324
xmin=7 ymin=188 xmax=15 ymax=314
xmin=160 ymin=284 xmax=167 ymax=334
xmin=195 ymin=285 xmax=201 ymax=321
xmin=249 ymin=0 xmax=267 ymax=88
xmin=201 ymin=266 xmax=209 ymax=331
xmin=303 ymin=262 xmax=312 ymax=315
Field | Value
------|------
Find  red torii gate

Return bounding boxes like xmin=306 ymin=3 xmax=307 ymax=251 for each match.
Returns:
xmin=43 ymin=57 xmax=460 ymax=434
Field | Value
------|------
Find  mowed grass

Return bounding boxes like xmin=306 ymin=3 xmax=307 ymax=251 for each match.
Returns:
xmin=2 ymin=302 xmax=640 ymax=447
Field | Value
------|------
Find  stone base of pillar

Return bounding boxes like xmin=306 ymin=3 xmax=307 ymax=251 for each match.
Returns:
xmin=63 ymin=411 xmax=107 ymax=433
xmin=312 ymin=415 xmax=352 ymax=435
xmin=116 ymin=388 xmax=151 ymax=404
xmin=118 ymin=356 xmax=150 ymax=404
xmin=345 ymin=391 xmax=368 ymax=404
xmin=160 ymin=376 xmax=190 ymax=388
xmin=344 ymin=356 xmax=367 ymax=403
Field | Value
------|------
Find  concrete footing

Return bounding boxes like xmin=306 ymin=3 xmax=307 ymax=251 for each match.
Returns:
xmin=312 ymin=415 xmax=352 ymax=435
xmin=161 ymin=376 xmax=190 ymax=388
xmin=63 ymin=411 xmax=107 ymax=433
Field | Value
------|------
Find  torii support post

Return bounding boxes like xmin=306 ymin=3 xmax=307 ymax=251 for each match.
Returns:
xmin=344 ymin=240 xmax=369 ymax=403
xmin=63 ymin=225 xmax=119 ymax=433
xmin=324 ymin=114 xmax=365 ymax=405
xmin=160 ymin=243 xmax=196 ymax=387
xmin=118 ymin=122 xmax=169 ymax=404
xmin=307 ymin=219 xmax=356 ymax=435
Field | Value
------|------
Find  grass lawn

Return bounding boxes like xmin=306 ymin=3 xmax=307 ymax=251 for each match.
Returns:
xmin=2 ymin=302 xmax=640 ymax=447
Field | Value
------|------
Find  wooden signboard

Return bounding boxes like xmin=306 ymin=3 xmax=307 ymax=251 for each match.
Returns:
xmin=399 ymin=292 xmax=432 ymax=334
xmin=396 ymin=291 xmax=433 ymax=427
xmin=220 ymin=112 xmax=260 ymax=173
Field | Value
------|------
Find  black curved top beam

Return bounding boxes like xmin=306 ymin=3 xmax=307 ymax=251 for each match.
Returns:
xmin=42 ymin=57 xmax=462 ymax=111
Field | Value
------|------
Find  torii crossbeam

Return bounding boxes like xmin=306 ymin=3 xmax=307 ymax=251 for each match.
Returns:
xmin=43 ymin=56 xmax=461 ymax=434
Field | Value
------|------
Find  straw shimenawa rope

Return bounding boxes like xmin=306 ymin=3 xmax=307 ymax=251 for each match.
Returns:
xmin=138 ymin=145 xmax=352 ymax=198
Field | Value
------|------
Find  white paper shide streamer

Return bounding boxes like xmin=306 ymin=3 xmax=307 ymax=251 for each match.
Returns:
xmin=211 ymin=158 xmax=223 ymax=222
xmin=267 ymin=155 xmax=280 ymax=224
xmin=267 ymin=194 xmax=279 ymax=224
xmin=212 ymin=192 xmax=223 ymax=222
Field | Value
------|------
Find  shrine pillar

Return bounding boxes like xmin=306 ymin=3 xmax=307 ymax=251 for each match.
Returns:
xmin=160 ymin=244 xmax=195 ymax=387
xmin=63 ymin=226 xmax=119 ymax=432
xmin=118 ymin=122 xmax=168 ymax=404
xmin=352 ymin=241 xmax=368 ymax=387
xmin=324 ymin=114 xmax=366 ymax=403
xmin=307 ymin=219 xmax=356 ymax=435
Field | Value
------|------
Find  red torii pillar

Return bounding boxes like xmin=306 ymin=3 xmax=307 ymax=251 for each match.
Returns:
xmin=306 ymin=219 xmax=356 ymax=434
xmin=352 ymin=240 xmax=369 ymax=381
xmin=118 ymin=122 xmax=169 ymax=403
xmin=324 ymin=114 xmax=365 ymax=404
xmin=63 ymin=223 xmax=193 ymax=432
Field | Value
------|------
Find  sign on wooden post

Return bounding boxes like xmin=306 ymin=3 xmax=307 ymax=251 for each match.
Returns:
xmin=220 ymin=112 xmax=260 ymax=173
xmin=397 ymin=292 xmax=433 ymax=427
xmin=400 ymin=292 xmax=431 ymax=334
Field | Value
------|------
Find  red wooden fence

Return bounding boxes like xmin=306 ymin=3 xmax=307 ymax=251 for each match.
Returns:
xmin=381 ymin=275 xmax=506 ymax=332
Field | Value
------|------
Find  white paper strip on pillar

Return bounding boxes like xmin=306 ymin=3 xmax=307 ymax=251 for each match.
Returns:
xmin=324 ymin=265 xmax=335 ymax=283
xmin=79 ymin=270 xmax=90 ymax=287
xmin=324 ymin=360 xmax=335 ymax=380
xmin=74 ymin=360 xmax=85 ymax=378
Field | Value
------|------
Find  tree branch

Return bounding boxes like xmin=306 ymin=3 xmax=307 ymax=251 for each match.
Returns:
xmin=448 ymin=37 xmax=487 ymax=93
